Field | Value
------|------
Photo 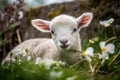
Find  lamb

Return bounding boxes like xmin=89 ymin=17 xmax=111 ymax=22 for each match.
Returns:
xmin=2 ymin=12 xmax=93 ymax=64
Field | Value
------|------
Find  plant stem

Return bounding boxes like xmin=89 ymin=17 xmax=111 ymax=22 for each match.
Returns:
xmin=106 ymin=36 xmax=116 ymax=43
xmin=70 ymin=59 xmax=84 ymax=68
xmin=16 ymin=29 xmax=22 ymax=43
xmin=89 ymin=62 xmax=95 ymax=76
xmin=108 ymin=50 xmax=120 ymax=66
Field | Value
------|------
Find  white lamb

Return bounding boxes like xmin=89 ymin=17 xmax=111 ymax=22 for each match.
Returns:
xmin=2 ymin=12 xmax=93 ymax=64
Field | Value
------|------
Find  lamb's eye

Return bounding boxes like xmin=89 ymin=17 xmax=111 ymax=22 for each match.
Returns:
xmin=51 ymin=30 xmax=55 ymax=34
xmin=73 ymin=28 xmax=77 ymax=32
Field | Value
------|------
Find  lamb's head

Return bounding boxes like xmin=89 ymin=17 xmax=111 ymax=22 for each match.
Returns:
xmin=31 ymin=12 xmax=93 ymax=51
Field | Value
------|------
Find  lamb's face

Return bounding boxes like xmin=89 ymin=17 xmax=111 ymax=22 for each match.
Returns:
xmin=31 ymin=12 xmax=93 ymax=51
xmin=50 ymin=15 xmax=79 ymax=50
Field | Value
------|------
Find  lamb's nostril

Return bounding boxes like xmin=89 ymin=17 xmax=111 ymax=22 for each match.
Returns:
xmin=60 ymin=39 xmax=68 ymax=44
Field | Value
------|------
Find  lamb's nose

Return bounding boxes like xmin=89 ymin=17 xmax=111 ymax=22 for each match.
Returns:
xmin=60 ymin=39 xmax=68 ymax=45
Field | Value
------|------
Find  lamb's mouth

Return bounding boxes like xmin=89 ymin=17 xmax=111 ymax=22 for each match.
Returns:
xmin=60 ymin=44 xmax=69 ymax=48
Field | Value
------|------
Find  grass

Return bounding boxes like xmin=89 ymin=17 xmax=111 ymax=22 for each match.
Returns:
xmin=0 ymin=61 xmax=92 ymax=80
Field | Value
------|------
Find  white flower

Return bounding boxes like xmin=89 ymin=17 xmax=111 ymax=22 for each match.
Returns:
xmin=50 ymin=71 xmax=63 ymax=78
xmin=66 ymin=76 xmax=77 ymax=80
xmin=18 ymin=11 xmax=24 ymax=19
xmin=82 ymin=47 xmax=94 ymax=62
xmin=22 ymin=51 xmax=27 ymax=57
xmin=35 ymin=57 xmax=42 ymax=64
xmin=44 ymin=58 xmax=56 ymax=69
xmin=56 ymin=61 xmax=66 ymax=66
xmin=17 ymin=58 xmax=22 ymax=65
xmin=98 ymin=41 xmax=115 ymax=64
xmin=100 ymin=18 xmax=114 ymax=27
xmin=19 ymin=49 xmax=29 ymax=57
xmin=99 ymin=41 xmax=115 ymax=55
xmin=27 ymin=56 xmax=31 ymax=61
xmin=34 ymin=57 xmax=66 ymax=69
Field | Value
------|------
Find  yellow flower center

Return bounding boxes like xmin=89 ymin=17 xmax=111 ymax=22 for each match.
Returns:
xmin=82 ymin=51 xmax=86 ymax=56
xmin=101 ymin=48 xmax=106 ymax=53
xmin=40 ymin=60 xmax=44 ymax=64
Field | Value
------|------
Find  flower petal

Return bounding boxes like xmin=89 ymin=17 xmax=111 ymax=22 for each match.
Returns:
xmin=107 ymin=18 xmax=114 ymax=24
xmin=35 ymin=57 xmax=42 ymax=64
xmin=27 ymin=56 xmax=31 ymax=61
xmin=104 ymin=21 xmax=110 ymax=27
xmin=98 ymin=52 xmax=109 ymax=59
xmin=101 ymin=59 xmax=105 ymax=64
xmin=50 ymin=71 xmax=63 ymax=78
xmin=85 ymin=47 xmax=94 ymax=56
xmin=86 ymin=56 xmax=92 ymax=62
xmin=100 ymin=21 xmax=104 ymax=25
xmin=106 ymin=43 xmax=115 ymax=54
xmin=105 ymin=55 xmax=109 ymax=60
xmin=99 ymin=41 xmax=106 ymax=49
xmin=98 ymin=53 xmax=102 ymax=59
xmin=44 ymin=58 xmax=54 ymax=69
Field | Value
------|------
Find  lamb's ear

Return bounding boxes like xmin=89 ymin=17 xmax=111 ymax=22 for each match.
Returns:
xmin=31 ymin=19 xmax=51 ymax=33
xmin=76 ymin=12 xmax=93 ymax=30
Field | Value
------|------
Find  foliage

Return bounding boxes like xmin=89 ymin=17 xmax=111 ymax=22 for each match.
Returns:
xmin=0 ymin=58 xmax=92 ymax=80
xmin=81 ymin=18 xmax=120 ymax=79
xmin=0 ymin=0 xmax=25 ymax=61
xmin=0 ymin=0 xmax=9 ymax=10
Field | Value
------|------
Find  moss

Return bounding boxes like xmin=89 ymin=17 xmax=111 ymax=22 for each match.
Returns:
xmin=48 ymin=5 xmax=64 ymax=19
xmin=79 ymin=1 xmax=89 ymax=10
xmin=24 ymin=7 xmax=42 ymax=24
